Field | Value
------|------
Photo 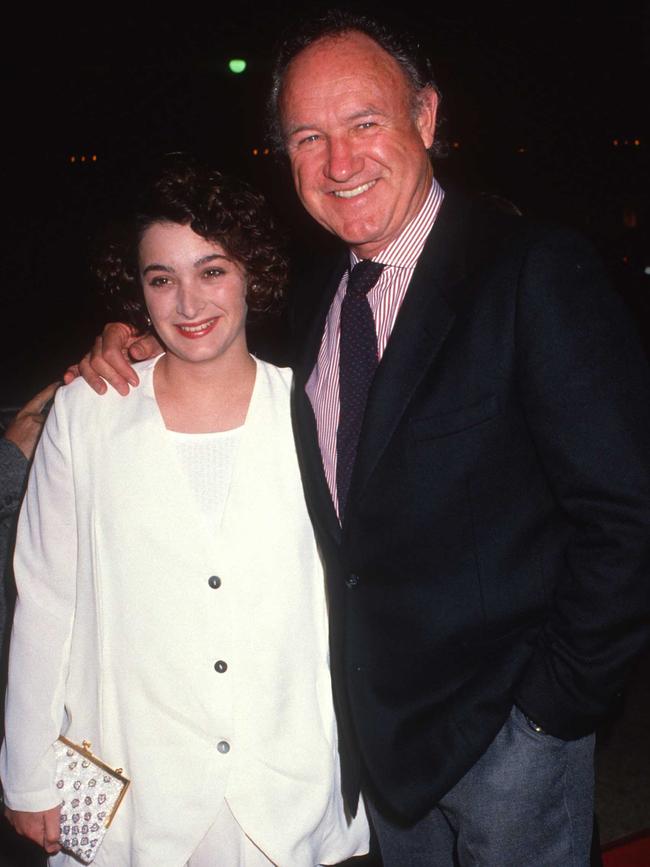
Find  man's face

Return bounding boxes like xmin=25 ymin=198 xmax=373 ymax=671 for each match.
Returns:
xmin=280 ymin=31 xmax=438 ymax=259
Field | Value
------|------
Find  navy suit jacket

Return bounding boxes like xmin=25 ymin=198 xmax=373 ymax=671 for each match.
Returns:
xmin=290 ymin=189 xmax=650 ymax=821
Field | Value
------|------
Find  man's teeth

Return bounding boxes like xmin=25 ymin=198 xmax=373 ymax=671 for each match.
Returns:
xmin=333 ymin=181 xmax=375 ymax=199
xmin=178 ymin=319 xmax=216 ymax=333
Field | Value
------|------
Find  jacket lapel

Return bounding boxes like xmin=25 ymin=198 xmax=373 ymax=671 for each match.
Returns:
xmin=292 ymin=254 xmax=348 ymax=544
xmin=346 ymin=192 xmax=471 ymax=518
xmin=120 ymin=357 xmax=217 ymax=564
xmin=291 ymin=191 xmax=475 ymax=537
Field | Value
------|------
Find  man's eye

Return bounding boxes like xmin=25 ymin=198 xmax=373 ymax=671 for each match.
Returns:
xmin=298 ymin=133 xmax=321 ymax=146
xmin=358 ymin=121 xmax=376 ymax=130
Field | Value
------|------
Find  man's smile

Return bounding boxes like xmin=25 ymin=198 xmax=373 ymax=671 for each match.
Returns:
xmin=332 ymin=180 xmax=377 ymax=199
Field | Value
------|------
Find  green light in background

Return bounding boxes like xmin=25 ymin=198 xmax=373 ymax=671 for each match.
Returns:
xmin=229 ymin=59 xmax=247 ymax=74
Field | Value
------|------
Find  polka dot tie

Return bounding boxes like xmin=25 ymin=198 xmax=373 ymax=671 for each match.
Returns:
xmin=337 ymin=259 xmax=385 ymax=521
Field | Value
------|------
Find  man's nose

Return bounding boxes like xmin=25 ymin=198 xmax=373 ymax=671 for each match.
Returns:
xmin=324 ymin=136 xmax=363 ymax=182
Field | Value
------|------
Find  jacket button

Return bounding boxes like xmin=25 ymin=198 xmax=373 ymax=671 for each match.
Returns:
xmin=208 ymin=575 xmax=221 ymax=589
xmin=214 ymin=660 xmax=228 ymax=673
xmin=346 ymin=574 xmax=359 ymax=588
xmin=217 ymin=740 xmax=230 ymax=754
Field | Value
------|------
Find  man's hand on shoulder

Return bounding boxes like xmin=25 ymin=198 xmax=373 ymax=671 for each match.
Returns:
xmin=63 ymin=322 xmax=162 ymax=396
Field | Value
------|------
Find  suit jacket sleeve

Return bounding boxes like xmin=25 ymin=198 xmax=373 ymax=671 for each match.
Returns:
xmin=0 ymin=438 xmax=29 ymax=523
xmin=0 ymin=438 xmax=30 ymax=646
xmin=1 ymin=389 xmax=77 ymax=810
xmin=0 ymin=438 xmax=29 ymax=582
xmin=513 ymin=229 xmax=650 ymax=738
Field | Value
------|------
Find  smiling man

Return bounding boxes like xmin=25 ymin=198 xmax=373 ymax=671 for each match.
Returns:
xmin=268 ymin=11 xmax=650 ymax=867
xmin=72 ymin=11 xmax=650 ymax=867
xmin=279 ymin=29 xmax=437 ymax=259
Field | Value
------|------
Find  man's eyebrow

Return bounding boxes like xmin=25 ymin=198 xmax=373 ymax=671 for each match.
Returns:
xmin=347 ymin=106 xmax=386 ymax=121
xmin=285 ymin=122 xmax=319 ymax=139
xmin=285 ymin=107 xmax=387 ymax=138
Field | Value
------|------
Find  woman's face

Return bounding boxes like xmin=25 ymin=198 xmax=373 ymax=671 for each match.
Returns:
xmin=139 ymin=222 xmax=249 ymax=367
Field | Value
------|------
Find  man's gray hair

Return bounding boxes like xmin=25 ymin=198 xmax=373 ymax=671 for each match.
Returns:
xmin=267 ymin=9 xmax=443 ymax=156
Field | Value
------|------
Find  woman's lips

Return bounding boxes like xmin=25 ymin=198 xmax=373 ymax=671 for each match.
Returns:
xmin=174 ymin=317 xmax=218 ymax=339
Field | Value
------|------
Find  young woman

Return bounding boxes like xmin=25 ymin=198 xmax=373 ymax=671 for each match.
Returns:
xmin=1 ymin=158 xmax=368 ymax=866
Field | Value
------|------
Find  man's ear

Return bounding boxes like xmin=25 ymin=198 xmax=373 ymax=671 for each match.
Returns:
xmin=416 ymin=87 xmax=439 ymax=150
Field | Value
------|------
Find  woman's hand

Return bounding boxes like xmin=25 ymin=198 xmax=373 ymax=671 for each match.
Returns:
xmin=63 ymin=322 xmax=162 ymax=396
xmin=4 ymin=804 xmax=62 ymax=854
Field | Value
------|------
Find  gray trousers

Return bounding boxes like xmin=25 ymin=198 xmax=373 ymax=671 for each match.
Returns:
xmin=368 ymin=705 xmax=595 ymax=867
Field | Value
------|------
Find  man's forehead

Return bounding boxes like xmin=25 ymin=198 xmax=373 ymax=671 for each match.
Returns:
xmin=286 ymin=30 xmax=399 ymax=78
xmin=279 ymin=31 xmax=409 ymax=120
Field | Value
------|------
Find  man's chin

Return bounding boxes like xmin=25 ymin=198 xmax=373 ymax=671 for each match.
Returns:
xmin=329 ymin=224 xmax=384 ymax=256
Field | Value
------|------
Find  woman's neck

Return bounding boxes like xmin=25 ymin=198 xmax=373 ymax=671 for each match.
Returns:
xmin=153 ymin=350 xmax=257 ymax=433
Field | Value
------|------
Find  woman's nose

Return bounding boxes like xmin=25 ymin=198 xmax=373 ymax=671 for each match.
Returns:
xmin=176 ymin=284 xmax=206 ymax=319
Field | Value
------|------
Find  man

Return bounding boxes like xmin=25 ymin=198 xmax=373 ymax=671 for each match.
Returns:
xmin=1 ymin=382 xmax=59 ymax=652
xmin=73 ymin=13 xmax=650 ymax=866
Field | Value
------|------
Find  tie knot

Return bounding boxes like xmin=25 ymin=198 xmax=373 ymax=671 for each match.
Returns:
xmin=346 ymin=259 xmax=385 ymax=297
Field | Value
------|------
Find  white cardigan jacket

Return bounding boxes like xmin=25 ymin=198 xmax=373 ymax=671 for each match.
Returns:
xmin=1 ymin=357 xmax=368 ymax=866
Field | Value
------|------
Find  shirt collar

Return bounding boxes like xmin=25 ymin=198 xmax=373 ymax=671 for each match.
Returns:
xmin=349 ymin=177 xmax=445 ymax=271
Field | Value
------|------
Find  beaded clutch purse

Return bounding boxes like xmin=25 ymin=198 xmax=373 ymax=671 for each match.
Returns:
xmin=53 ymin=737 xmax=130 ymax=864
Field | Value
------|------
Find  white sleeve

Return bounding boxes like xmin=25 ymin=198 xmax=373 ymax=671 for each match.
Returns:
xmin=1 ymin=388 xmax=77 ymax=811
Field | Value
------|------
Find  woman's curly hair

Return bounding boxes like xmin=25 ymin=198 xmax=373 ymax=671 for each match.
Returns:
xmin=95 ymin=156 xmax=287 ymax=331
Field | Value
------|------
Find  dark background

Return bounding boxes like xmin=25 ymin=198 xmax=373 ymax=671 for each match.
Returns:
xmin=1 ymin=1 xmax=648 ymax=404
xmin=0 ymin=4 xmax=649 ymax=864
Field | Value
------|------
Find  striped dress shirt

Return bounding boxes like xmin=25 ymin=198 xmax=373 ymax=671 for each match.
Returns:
xmin=306 ymin=178 xmax=445 ymax=517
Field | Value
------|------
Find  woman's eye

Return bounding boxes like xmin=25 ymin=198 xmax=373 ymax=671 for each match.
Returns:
xmin=204 ymin=268 xmax=224 ymax=279
xmin=150 ymin=276 xmax=171 ymax=287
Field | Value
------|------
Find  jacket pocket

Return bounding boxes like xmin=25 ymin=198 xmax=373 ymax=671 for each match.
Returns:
xmin=410 ymin=395 xmax=500 ymax=441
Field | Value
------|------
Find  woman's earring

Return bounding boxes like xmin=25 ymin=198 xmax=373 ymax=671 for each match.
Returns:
xmin=145 ymin=314 xmax=152 ymax=327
